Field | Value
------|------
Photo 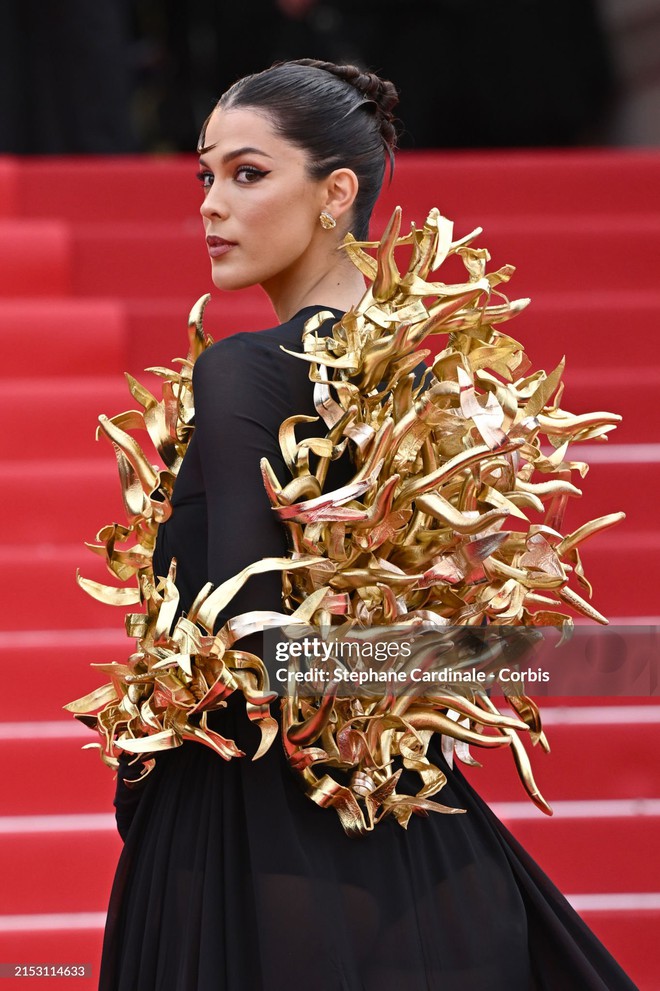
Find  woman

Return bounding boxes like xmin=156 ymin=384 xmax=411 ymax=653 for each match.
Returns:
xmin=98 ymin=60 xmax=637 ymax=990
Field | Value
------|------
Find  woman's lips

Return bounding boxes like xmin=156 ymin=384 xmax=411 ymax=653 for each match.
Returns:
xmin=206 ymin=235 xmax=237 ymax=258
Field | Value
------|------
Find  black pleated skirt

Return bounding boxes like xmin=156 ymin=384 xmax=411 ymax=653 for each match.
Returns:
xmin=99 ymin=699 xmax=638 ymax=991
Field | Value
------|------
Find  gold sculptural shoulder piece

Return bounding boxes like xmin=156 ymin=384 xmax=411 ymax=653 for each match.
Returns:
xmin=65 ymin=208 xmax=624 ymax=836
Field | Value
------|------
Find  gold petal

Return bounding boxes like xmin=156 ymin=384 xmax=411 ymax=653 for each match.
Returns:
xmin=63 ymin=682 xmax=118 ymax=713
xmin=76 ymin=572 xmax=141 ymax=606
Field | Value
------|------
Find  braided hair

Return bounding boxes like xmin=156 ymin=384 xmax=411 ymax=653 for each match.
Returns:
xmin=200 ymin=59 xmax=400 ymax=240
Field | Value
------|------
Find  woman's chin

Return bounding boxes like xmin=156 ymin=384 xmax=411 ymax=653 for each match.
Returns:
xmin=210 ymin=264 xmax=259 ymax=293
xmin=210 ymin=272 xmax=247 ymax=292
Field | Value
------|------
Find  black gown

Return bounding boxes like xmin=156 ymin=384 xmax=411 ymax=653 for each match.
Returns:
xmin=99 ymin=306 xmax=638 ymax=991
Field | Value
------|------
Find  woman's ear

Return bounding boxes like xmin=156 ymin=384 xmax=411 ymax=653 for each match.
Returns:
xmin=322 ymin=168 xmax=359 ymax=224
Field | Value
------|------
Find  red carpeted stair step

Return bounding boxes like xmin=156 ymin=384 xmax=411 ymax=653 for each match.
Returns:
xmin=3 ymin=377 xmax=140 ymax=461
xmin=1 ymin=461 xmax=127 ymax=544
xmin=0 ymin=221 xmax=72 ymax=296
xmin=71 ymin=222 xmax=207 ymax=300
xmin=0 ymin=534 xmax=652 ymax=630
xmin=66 ymin=217 xmax=660 ymax=300
xmin=438 ymin=216 xmax=660 ymax=300
xmin=512 ymin=291 xmax=660 ymax=374
xmin=0 ymin=299 xmax=127 ymax=377
xmin=0 ymin=458 xmax=660 ymax=552
xmin=1 ymin=456 xmax=655 ymax=546
xmin=571 ymin=530 xmax=660 ymax=620
xmin=16 ymin=156 xmax=200 ymax=224
xmin=7 ymin=369 xmax=655 ymax=465
xmin=0 ymin=546 xmax=127 ymax=631
xmin=0 ymin=929 xmax=104 ymax=990
xmin=498 ymin=812 xmax=660 ymax=897
xmin=0 ymin=831 xmax=120 ymax=916
xmin=573 ymin=909 xmax=659 ymax=991
xmin=560 ymin=458 xmax=659 ymax=535
xmin=544 ymin=369 xmax=655 ymax=445
xmin=0 ymin=914 xmax=653 ymax=990
xmin=0 ymin=635 xmax=126 ymax=721
xmin=0 ymin=808 xmax=657 ymax=903
xmin=465 ymin=711 xmax=660 ymax=805
xmin=124 ymin=295 xmax=271 ymax=372
xmin=377 ymin=150 xmax=660 ymax=222
xmin=0 ymin=159 xmax=19 ymax=217
xmin=0 ymin=738 xmax=120 ymax=814
xmin=2 ymin=714 xmax=658 ymax=816
xmin=14 ymin=152 xmax=660 ymax=224
xmin=0 ymin=530 xmax=652 ymax=630
xmin=123 ymin=291 xmax=660 ymax=374
xmin=1 ymin=628 xmax=658 ymax=721
xmin=2 ymin=617 xmax=658 ymax=716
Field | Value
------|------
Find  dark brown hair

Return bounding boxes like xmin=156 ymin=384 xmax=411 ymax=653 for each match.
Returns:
xmin=199 ymin=59 xmax=399 ymax=240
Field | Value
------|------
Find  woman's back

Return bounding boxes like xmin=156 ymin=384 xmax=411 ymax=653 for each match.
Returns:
xmin=102 ymin=305 xmax=534 ymax=991
xmin=153 ymin=307 xmax=349 ymax=621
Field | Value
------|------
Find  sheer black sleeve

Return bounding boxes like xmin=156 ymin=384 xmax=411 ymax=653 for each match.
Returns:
xmin=191 ymin=334 xmax=293 ymax=628
xmin=114 ymin=332 xmax=294 ymax=840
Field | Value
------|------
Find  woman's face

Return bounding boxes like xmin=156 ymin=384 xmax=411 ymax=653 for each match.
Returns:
xmin=197 ymin=106 xmax=330 ymax=295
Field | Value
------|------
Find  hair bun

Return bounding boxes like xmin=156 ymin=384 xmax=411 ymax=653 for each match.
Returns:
xmin=289 ymin=59 xmax=399 ymax=152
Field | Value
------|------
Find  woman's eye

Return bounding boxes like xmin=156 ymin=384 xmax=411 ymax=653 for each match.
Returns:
xmin=195 ymin=170 xmax=214 ymax=191
xmin=235 ymin=165 xmax=270 ymax=184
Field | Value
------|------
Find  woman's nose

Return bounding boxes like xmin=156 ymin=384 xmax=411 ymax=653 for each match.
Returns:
xmin=199 ymin=184 xmax=227 ymax=221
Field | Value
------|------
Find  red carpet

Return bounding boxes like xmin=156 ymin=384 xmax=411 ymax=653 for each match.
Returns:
xmin=0 ymin=151 xmax=658 ymax=990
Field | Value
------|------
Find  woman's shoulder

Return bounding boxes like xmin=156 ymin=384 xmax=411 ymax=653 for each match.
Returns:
xmin=190 ymin=328 xmax=278 ymax=395
xmin=195 ymin=305 xmax=344 ymax=370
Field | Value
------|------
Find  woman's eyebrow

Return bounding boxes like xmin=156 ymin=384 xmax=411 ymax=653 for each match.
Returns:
xmin=221 ymin=146 xmax=274 ymax=164
xmin=198 ymin=146 xmax=274 ymax=167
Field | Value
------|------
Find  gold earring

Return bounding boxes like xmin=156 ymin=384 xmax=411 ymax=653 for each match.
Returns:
xmin=319 ymin=211 xmax=336 ymax=230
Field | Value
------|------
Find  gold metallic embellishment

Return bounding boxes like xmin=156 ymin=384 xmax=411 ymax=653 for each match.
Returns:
xmin=65 ymin=207 xmax=624 ymax=836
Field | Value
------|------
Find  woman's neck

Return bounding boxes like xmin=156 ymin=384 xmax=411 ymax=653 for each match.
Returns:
xmin=263 ymin=254 xmax=367 ymax=324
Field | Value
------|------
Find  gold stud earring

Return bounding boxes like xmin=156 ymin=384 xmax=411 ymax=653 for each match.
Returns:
xmin=319 ymin=211 xmax=337 ymax=230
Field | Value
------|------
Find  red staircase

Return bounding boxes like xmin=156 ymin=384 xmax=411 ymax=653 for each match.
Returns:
xmin=0 ymin=151 xmax=658 ymax=990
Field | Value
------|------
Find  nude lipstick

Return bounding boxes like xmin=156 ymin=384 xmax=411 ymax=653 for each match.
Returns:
xmin=206 ymin=235 xmax=237 ymax=258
